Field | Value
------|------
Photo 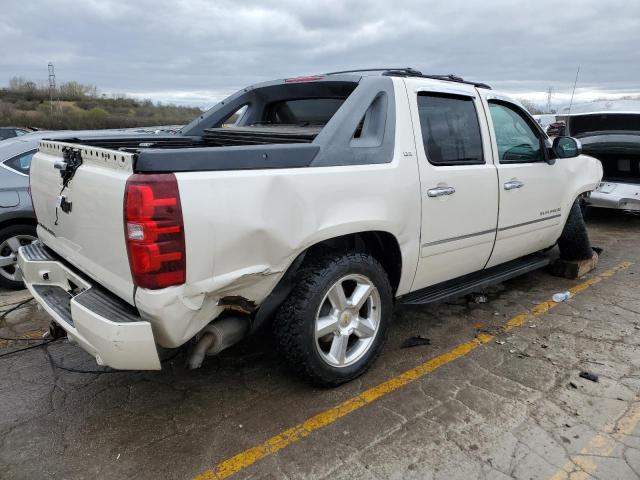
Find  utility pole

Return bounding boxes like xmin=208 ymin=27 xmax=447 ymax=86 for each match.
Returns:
xmin=48 ymin=62 xmax=57 ymax=118
xmin=546 ymin=86 xmax=554 ymax=114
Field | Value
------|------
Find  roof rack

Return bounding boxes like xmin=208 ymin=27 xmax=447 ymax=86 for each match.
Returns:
xmin=324 ymin=67 xmax=491 ymax=89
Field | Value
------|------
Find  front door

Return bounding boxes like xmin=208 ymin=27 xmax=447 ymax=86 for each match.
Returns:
xmin=406 ymin=80 xmax=499 ymax=291
xmin=480 ymin=94 xmax=565 ymax=267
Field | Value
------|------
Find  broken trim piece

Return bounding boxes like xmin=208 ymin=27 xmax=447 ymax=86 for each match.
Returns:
xmin=251 ymin=252 xmax=307 ymax=333
xmin=217 ymin=296 xmax=257 ymax=315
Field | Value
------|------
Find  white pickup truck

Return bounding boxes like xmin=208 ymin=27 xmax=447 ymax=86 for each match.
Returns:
xmin=20 ymin=69 xmax=601 ymax=386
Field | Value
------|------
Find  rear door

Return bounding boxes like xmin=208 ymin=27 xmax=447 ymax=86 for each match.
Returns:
xmin=30 ymin=142 xmax=136 ymax=303
xmin=479 ymin=94 xmax=565 ymax=267
xmin=405 ymin=79 xmax=499 ymax=291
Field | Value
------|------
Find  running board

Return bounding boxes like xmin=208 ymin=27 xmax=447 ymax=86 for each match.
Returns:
xmin=399 ymin=253 xmax=551 ymax=305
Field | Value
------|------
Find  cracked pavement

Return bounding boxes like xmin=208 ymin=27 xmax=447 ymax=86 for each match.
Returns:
xmin=1 ymin=209 xmax=640 ymax=480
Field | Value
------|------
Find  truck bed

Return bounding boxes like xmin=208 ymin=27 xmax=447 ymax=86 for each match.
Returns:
xmin=202 ymin=125 xmax=321 ymax=146
xmin=53 ymin=125 xmax=321 ymax=152
xmin=45 ymin=126 xmax=324 ymax=174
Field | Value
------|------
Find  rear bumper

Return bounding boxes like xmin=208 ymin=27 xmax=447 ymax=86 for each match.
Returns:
xmin=588 ymin=182 xmax=640 ymax=211
xmin=18 ymin=242 xmax=161 ymax=370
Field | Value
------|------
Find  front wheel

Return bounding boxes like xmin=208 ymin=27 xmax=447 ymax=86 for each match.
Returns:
xmin=274 ymin=252 xmax=393 ymax=387
xmin=578 ymin=194 xmax=590 ymax=219
xmin=557 ymin=199 xmax=593 ymax=261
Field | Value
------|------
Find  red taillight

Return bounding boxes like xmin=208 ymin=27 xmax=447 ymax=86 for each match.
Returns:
xmin=124 ymin=174 xmax=186 ymax=289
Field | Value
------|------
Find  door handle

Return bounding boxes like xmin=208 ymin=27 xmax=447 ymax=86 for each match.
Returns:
xmin=504 ymin=180 xmax=525 ymax=190
xmin=427 ymin=186 xmax=456 ymax=197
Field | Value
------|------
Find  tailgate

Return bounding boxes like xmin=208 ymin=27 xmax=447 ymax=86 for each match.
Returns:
xmin=31 ymin=141 xmax=135 ymax=304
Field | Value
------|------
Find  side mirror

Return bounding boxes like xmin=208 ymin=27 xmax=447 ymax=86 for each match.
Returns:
xmin=552 ymin=136 xmax=582 ymax=159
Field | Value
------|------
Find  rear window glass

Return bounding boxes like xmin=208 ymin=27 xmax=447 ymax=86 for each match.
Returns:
xmin=569 ymin=114 xmax=640 ymax=136
xmin=417 ymin=93 xmax=484 ymax=165
xmin=264 ymin=98 xmax=345 ymax=125
xmin=4 ymin=150 xmax=36 ymax=174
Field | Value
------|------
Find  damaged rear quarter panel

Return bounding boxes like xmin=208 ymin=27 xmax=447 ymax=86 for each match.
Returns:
xmin=175 ymin=157 xmax=421 ymax=298
xmin=141 ymin=81 xmax=421 ymax=347
xmin=169 ymin=88 xmax=421 ymax=343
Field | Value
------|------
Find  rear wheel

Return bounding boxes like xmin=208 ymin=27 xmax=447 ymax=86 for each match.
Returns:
xmin=274 ymin=252 xmax=393 ymax=387
xmin=0 ymin=225 xmax=37 ymax=289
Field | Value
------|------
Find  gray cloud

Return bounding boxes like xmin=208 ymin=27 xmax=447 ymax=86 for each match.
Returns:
xmin=2 ymin=0 xmax=638 ymax=107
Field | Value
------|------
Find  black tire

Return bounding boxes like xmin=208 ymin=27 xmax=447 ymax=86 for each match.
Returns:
xmin=273 ymin=252 xmax=393 ymax=387
xmin=0 ymin=224 xmax=37 ymax=290
xmin=578 ymin=195 xmax=590 ymax=219
xmin=557 ymin=200 xmax=593 ymax=261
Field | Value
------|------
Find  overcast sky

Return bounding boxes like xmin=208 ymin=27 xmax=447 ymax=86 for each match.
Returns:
xmin=2 ymin=0 xmax=639 ymax=108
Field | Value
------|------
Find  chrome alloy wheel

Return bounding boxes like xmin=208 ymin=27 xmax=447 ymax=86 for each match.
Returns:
xmin=314 ymin=274 xmax=381 ymax=368
xmin=0 ymin=235 xmax=36 ymax=282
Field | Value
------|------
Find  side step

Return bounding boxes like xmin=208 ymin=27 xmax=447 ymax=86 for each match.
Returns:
xmin=399 ymin=252 xmax=551 ymax=305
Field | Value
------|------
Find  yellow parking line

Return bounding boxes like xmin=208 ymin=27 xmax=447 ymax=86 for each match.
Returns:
xmin=194 ymin=261 xmax=633 ymax=480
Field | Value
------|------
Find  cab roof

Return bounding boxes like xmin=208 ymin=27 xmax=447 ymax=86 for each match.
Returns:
xmin=323 ymin=68 xmax=491 ymax=89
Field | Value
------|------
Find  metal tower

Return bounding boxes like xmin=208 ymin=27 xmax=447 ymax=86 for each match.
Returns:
xmin=546 ymin=86 xmax=554 ymax=114
xmin=48 ymin=62 xmax=57 ymax=116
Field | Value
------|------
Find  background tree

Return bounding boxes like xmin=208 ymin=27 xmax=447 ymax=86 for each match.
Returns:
xmin=1 ymin=76 xmax=203 ymax=129
xmin=518 ymin=98 xmax=544 ymax=115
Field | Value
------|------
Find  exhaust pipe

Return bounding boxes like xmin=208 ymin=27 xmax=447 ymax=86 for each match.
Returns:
xmin=188 ymin=315 xmax=250 ymax=369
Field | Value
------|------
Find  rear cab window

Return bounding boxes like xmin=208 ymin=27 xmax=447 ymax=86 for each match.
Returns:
xmin=200 ymin=80 xmax=360 ymax=150
xmin=417 ymin=92 xmax=484 ymax=166
xmin=264 ymin=98 xmax=346 ymax=125
xmin=217 ymin=81 xmax=358 ymax=130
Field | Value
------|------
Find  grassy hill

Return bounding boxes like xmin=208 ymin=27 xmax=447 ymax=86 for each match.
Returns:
xmin=0 ymin=77 xmax=204 ymax=130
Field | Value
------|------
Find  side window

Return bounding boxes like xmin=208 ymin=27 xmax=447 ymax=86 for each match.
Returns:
xmin=417 ymin=92 xmax=484 ymax=166
xmin=488 ymin=101 xmax=543 ymax=163
xmin=4 ymin=150 xmax=36 ymax=175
